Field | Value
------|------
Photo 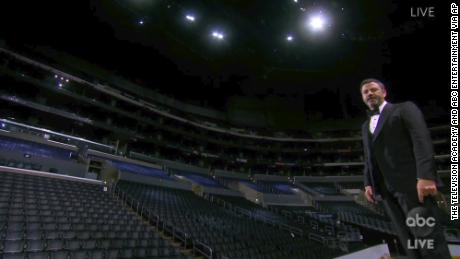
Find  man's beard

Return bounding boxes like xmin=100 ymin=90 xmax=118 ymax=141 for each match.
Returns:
xmin=367 ymin=98 xmax=382 ymax=110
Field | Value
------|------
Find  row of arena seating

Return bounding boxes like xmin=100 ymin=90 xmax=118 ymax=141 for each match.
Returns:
xmin=210 ymin=195 xmax=290 ymax=224
xmin=300 ymin=182 xmax=340 ymax=195
xmin=0 ymin=171 xmax=189 ymax=259
xmin=210 ymin=193 xmax=366 ymax=243
xmin=117 ymin=180 xmax=342 ymax=259
xmin=336 ymin=211 xmax=394 ymax=234
xmin=108 ymin=159 xmax=171 ymax=180
xmin=317 ymin=201 xmax=382 ymax=217
xmin=270 ymin=206 xmax=362 ymax=242
xmin=0 ymin=136 xmax=73 ymax=161
xmin=241 ymin=181 xmax=296 ymax=195
xmin=170 ymin=170 xmax=226 ymax=188
xmin=336 ymin=182 xmax=363 ymax=190
xmin=213 ymin=195 xmax=350 ymax=241
xmin=316 ymin=201 xmax=394 ymax=234
xmin=0 ymin=159 xmax=42 ymax=171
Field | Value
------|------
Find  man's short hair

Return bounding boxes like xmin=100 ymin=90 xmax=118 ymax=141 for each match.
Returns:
xmin=360 ymin=78 xmax=386 ymax=92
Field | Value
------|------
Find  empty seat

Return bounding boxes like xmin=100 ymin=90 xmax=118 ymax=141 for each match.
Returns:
xmin=105 ymin=232 xmax=116 ymax=239
xmin=73 ymin=224 xmax=84 ymax=231
xmin=125 ymin=239 xmax=137 ymax=248
xmin=138 ymin=239 xmax=149 ymax=247
xmin=110 ymin=239 xmax=124 ymax=248
xmin=119 ymin=249 xmax=134 ymax=258
xmin=70 ymin=250 xmax=87 ymax=259
xmin=46 ymin=239 xmax=64 ymax=251
xmin=49 ymin=250 xmax=68 ymax=259
xmin=26 ymin=223 xmax=41 ymax=231
xmin=44 ymin=230 xmax=61 ymax=240
xmin=26 ymin=239 xmax=46 ymax=252
xmin=76 ymin=231 xmax=90 ymax=240
xmin=9 ymin=215 xmax=25 ymax=223
xmin=91 ymin=232 xmax=104 ymax=239
xmin=5 ymin=230 xmax=23 ymax=240
xmin=89 ymin=249 xmax=104 ymax=259
xmin=97 ymin=239 xmax=111 ymax=249
xmin=7 ymin=223 xmax=24 ymax=232
xmin=4 ymin=240 xmax=25 ymax=253
xmin=25 ymin=230 xmax=43 ymax=240
xmin=58 ymin=222 xmax=71 ymax=231
xmin=62 ymin=231 xmax=76 ymax=240
xmin=65 ymin=239 xmax=80 ymax=250
xmin=146 ymin=247 xmax=158 ymax=257
xmin=28 ymin=251 xmax=49 ymax=259
xmin=83 ymin=239 xmax=96 ymax=249
xmin=134 ymin=248 xmax=147 ymax=257
xmin=3 ymin=253 xmax=25 ymax=259
xmin=25 ymin=216 xmax=40 ymax=223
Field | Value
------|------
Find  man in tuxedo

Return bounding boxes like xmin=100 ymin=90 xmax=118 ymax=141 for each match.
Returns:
xmin=360 ymin=78 xmax=451 ymax=258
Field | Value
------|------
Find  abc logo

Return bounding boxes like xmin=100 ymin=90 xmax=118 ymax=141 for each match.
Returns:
xmin=406 ymin=207 xmax=435 ymax=237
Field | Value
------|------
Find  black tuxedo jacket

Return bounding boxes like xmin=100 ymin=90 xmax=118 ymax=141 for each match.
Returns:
xmin=362 ymin=102 xmax=439 ymax=196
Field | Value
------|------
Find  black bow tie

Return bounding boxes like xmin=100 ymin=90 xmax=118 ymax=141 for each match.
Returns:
xmin=367 ymin=109 xmax=380 ymax=117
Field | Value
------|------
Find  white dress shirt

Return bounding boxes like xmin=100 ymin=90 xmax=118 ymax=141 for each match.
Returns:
xmin=369 ymin=101 xmax=387 ymax=134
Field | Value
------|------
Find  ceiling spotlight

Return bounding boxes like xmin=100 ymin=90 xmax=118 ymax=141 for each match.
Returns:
xmin=286 ymin=35 xmax=294 ymax=41
xmin=212 ymin=31 xmax=224 ymax=40
xmin=309 ymin=15 xmax=326 ymax=31
xmin=293 ymin=0 xmax=298 ymax=3
xmin=138 ymin=20 xmax=144 ymax=25
xmin=185 ymin=15 xmax=195 ymax=22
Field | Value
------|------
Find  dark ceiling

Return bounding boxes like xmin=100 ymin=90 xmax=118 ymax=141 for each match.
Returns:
xmin=0 ymin=0 xmax=449 ymax=115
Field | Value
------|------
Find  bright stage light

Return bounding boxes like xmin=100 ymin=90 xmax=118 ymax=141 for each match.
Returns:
xmin=185 ymin=15 xmax=195 ymax=22
xmin=212 ymin=31 xmax=224 ymax=40
xmin=309 ymin=15 xmax=325 ymax=31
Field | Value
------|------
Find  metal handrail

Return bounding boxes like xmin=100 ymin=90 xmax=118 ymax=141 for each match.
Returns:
xmin=112 ymin=183 xmax=214 ymax=256
xmin=211 ymin=195 xmax=307 ymax=238
xmin=309 ymin=232 xmax=326 ymax=244
xmin=194 ymin=240 xmax=213 ymax=259
xmin=172 ymin=227 xmax=190 ymax=248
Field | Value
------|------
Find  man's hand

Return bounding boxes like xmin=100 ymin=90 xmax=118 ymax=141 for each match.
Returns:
xmin=364 ymin=186 xmax=376 ymax=204
xmin=417 ymin=178 xmax=438 ymax=203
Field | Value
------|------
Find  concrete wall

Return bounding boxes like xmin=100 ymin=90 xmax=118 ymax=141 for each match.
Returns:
xmin=0 ymin=149 xmax=86 ymax=178
xmin=129 ymin=151 xmax=209 ymax=174
xmin=238 ymin=182 xmax=263 ymax=206
xmin=294 ymin=175 xmax=363 ymax=183
xmin=214 ymin=169 xmax=249 ymax=180
xmin=0 ymin=130 xmax=78 ymax=152
xmin=0 ymin=130 xmax=85 ymax=177
xmin=0 ymin=166 xmax=102 ymax=185
xmin=254 ymin=174 xmax=290 ymax=182
xmin=89 ymin=150 xmax=162 ymax=169
xmin=262 ymin=193 xmax=309 ymax=206
xmin=202 ymin=186 xmax=242 ymax=197
xmin=120 ymin=171 xmax=192 ymax=191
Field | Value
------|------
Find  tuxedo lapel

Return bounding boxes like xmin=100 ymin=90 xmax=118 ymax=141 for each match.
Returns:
xmin=362 ymin=121 xmax=370 ymax=153
xmin=372 ymin=103 xmax=393 ymax=142
xmin=362 ymin=122 xmax=373 ymax=164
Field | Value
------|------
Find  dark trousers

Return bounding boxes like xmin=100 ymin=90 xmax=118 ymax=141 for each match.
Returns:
xmin=376 ymin=182 xmax=451 ymax=259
